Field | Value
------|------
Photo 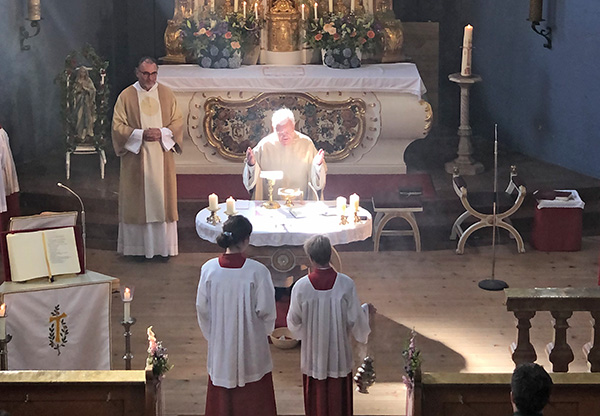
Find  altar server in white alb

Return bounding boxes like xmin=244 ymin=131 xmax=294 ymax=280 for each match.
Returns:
xmin=196 ymin=215 xmax=278 ymax=416
xmin=112 ymin=57 xmax=183 ymax=259
xmin=287 ymin=234 xmax=373 ymax=416
xmin=0 ymin=125 xmax=20 ymax=231
xmin=244 ymin=108 xmax=326 ymax=200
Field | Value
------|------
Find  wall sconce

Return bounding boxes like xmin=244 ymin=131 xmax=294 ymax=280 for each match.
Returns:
xmin=528 ymin=0 xmax=552 ymax=49
xmin=20 ymin=0 xmax=42 ymax=51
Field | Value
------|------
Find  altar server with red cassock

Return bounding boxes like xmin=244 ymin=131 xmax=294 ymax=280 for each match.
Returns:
xmin=196 ymin=215 xmax=278 ymax=416
xmin=244 ymin=108 xmax=326 ymax=200
xmin=287 ymin=234 xmax=373 ymax=416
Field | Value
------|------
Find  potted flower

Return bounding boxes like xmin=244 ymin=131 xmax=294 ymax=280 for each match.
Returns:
xmin=181 ymin=13 xmax=261 ymax=68
xmin=304 ymin=12 xmax=382 ymax=69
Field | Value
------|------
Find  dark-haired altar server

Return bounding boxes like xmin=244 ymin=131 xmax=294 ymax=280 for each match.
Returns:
xmin=287 ymin=234 xmax=373 ymax=416
xmin=112 ymin=56 xmax=183 ymax=259
xmin=196 ymin=215 xmax=278 ymax=416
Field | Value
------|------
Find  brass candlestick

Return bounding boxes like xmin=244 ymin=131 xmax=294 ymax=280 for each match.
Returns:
xmin=206 ymin=207 xmax=222 ymax=225
xmin=263 ymin=179 xmax=281 ymax=209
xmin=340 ymin=214 xmax=349 ymax=225
xmin=121 ymin=318 xmax=136 ymax=370
xmin=354 ymin=211 xmax=361 ymax=224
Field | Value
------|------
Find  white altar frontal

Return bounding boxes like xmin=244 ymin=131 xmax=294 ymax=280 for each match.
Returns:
xmin=158 ymin=63 xmax=433 ymax=175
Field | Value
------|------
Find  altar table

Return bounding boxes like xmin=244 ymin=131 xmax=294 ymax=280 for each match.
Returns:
xmin=195 ymin=200 xmax=372 ymax=286
xmin=159 ymin=63 xmax=433 ymax=175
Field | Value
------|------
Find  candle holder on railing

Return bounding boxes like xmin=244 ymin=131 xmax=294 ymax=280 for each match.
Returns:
xmin=120 ymin=286 xmax=136 ymax=370
xmin=206 ymin=207 xmax=222 ymax=225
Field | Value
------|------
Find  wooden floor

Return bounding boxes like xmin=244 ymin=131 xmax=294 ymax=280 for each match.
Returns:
xmin=89 ymin=236 xmax=600 ymax=416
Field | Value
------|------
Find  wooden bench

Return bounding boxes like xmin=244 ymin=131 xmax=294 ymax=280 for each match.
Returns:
xmin=372 ymin=192 xmax=423 ymax=252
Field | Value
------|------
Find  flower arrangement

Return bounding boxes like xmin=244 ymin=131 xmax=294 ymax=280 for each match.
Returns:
xmin=305 ymin=12 xmax=383 ymax=68
xmin=147 ymin=326 xmax=172 ymax=377
xmin=181 ymin=13 xmax=261 ymax=68
xmin=401 ymin=329 xmax=422 ymax=391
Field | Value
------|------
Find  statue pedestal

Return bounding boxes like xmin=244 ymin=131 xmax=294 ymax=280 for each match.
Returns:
xmin=445 ymin=73 xmax=484 ymax=175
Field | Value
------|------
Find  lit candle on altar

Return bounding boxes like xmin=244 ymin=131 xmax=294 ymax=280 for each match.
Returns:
xmin=208 ymin=193 xmax=219 ymax=211
xmin=350 ymin=0 xmax=355 ymax=13
xmin=0 ymin=303 xmax=6 ymax=340
xmin=314 ymin=2 xmax=318 ymax=19
xmin=328 ymin=0 xmax=333 ymax=13
xmin=254 ymin=2 xmax=259 ymax=19
xmin=226 ymin=196 xmax=236 ymax=215
xmin=301 ymin=3 xmax=305 ymax=19
xmin=336 ymin=196 xmax=347 ymax=215
xmin=461 ymin=24 xmax=473 ymax=76
xmin=243 ymin=1 xmax=247 ymax=17
xmin=349 ymin=193 xmax=360 ymax=212
xmin=123 ymin=288 xmax=131 ymax=322
xmin=234 ymin=0 xmax=239 ymax=12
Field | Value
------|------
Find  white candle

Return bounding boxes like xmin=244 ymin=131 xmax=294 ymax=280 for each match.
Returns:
xmin=349 ymin=193 xmax=360 ymax=212
xmin=124 ymin=287 xmax=131 ymax=301
xmin=211 ymin=0 xmax=215 ymax=12
xmin=208 ymin=193 xmax=219 ymax=211
xmin=461 ymin=24 xmax=473 ymax=76
xmin=0 ymin=303 xmax=6 ymax=340
xmin=123 ymin=288 xmax=131 ymax=322
xmin=314 ymin=2 xmax=318 ymax=19
xmin=336 ymin=196 xmax=347 ymax=215
xmin=243 ymin=1 xmax=247 ymax=18
xmin=226 ymin=196 xmax=236 ymax=215
xmin=350 ymin=0 xmax=355 ymax=13
xmin=28 ymin=0 xmax=41 ymax=21
xmin=254 ymin=2 xmax=258 ymax=19
xmin=328 ymin=0 xmax=333 ymax=13
xmin=234 ymin=0 xmax=239 ymax=12
xmin=301 ymin=3 xmax=306 ymax=19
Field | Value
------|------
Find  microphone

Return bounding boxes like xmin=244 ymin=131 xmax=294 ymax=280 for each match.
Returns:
xmin=57 ymin=183 xmax=86 ymax=273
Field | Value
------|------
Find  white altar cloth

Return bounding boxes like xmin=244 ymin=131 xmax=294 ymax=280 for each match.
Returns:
xmin=195 ymin=200 xmax=372 ymax=246
xmin=158 ymin=63 xmax=426 ymax=97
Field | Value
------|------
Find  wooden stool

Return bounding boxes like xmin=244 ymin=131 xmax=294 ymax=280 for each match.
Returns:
xmin=372 ymin=195 xmax=423 ymax=252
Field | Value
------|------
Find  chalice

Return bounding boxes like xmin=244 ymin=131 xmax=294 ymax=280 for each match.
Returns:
xmin=278 ymin=188 xmax=302 ymax=207
xmin=260 ymin=170 xmax=283 ymax=209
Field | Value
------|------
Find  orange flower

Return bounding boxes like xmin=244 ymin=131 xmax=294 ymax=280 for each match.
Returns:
xmin=231 ymin=41 xmax=241 ymax=49
xmin=367 ymin=30 xmax=375 ymax=39
xmin=224 ymin=31 xmax=232 ymax=39
xmin=205 ymin=30 xmax=212 ymax=37
xmin=315 ymin=33 xmax=323 ymax=41
xmin=360 ymin=37 xmax=367 ymax=44
xmin=350 ymin=30 xmax=357 ymax=37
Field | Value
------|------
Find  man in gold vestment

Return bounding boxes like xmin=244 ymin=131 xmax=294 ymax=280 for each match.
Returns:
xmin=244 ymin=108 xmax=326 ymax=200
xmin=112 ymin=57 xmax=183 ymax=259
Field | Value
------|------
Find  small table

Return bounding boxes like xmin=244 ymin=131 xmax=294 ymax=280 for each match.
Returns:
xmin=195 ymin=200 xmax=372 ymax=286
xmin=531 ymin=190 xmax=584 ymax=252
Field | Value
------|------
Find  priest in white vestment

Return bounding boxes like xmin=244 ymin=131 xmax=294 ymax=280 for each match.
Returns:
xmin=0 ymin=125 xmax=20 ymax=231
xmin=287 ymin=234 xmax=372 ymax=416
xmin=244 ymin=108 xmax=326 ymax=200
xmin=112 ymin=57 xmax=183 ymax=259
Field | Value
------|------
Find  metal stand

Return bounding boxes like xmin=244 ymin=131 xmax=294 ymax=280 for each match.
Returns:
xmin=0 ymin=334 xmax=13 ymax=370
xmin=121 ymin=318 xmax=136 ymax=370
xmin=445 ymin=73 xmax=484 ymax=175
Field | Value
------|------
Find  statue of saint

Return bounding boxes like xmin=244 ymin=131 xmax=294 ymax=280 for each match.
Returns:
xmin=72 ymin=66 xmax=97 ymax=140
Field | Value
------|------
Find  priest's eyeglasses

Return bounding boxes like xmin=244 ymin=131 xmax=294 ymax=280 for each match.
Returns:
xmin=139 ymin=71 xmax=158 ymax=77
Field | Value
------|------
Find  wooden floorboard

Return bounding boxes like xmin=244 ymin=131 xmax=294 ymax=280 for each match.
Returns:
xmin=78 ymin=236 xmax=600 ymax=415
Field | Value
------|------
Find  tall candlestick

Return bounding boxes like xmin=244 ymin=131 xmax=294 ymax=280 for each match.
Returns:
xmin=208 ymin=193 xmax=219 ymax=211
xmin=349 ymin=193 xmax=360 ymax=212
xmin=461 ymin=24 xmax=473 ymax=76
xmin=329 ymin=0 xmax=333 ymax=13
xmin=314 ymin=2 xmax=318 ymax=19
xmin=350 ymin=0 xmax=355 ymax=13
xmin=226 ymin=196 xmax=236 ymax=215
xmin=301 ymin=3 xmax=306 ymax=19
xmin=254 ymin=2 xmax=258 ymax=19
xmin=28 ymin=0 xmax=41 ymax=21
xmin=234 ymin=0 xmax=239 ymax=12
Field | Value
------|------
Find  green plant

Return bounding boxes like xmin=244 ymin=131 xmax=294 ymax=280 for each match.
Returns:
xmin=147 ymin=326 xmax=173 ymax=377
xmin=402 ymin=329 xmax=422 ymax=390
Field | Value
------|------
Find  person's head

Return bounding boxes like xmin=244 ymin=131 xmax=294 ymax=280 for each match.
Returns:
xmin=510 ymin=363 xmax=552 ymax=414
xmin=304 ymin=235 xmax=332 ymax=268
xmin=271 ymin=108 xmax=296 ymax=146
xmin=76 ymin=66 xmax=89 ymax=80
xmin=216 ymin=215 xmax=253 ymax=252
xmin=135 ymin=56 xmax=159 ymax=91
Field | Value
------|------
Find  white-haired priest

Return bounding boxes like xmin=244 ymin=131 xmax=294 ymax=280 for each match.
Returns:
xmin=243 ymin=108 xmax=326 ymax=200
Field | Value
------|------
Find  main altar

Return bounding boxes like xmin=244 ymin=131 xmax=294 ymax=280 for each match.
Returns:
xmin=161 ymin=0 xmax=433 ymax=175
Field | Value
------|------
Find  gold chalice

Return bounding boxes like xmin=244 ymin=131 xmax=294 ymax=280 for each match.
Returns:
xmin=260 ymin=170 xmax=284 ymax=209
xmin=278 ymin=188 xmax=302 ymax=207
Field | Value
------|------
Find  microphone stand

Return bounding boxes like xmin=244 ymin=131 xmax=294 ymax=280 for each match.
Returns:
xmin=478 ymin=125 xmax=508 ymax=291
xmin=57 ymin=183 xmax=86 ymax=272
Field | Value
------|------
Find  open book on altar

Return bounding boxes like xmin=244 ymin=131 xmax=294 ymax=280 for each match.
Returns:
xmin=5 ymin=227 xmax=81 ymax=282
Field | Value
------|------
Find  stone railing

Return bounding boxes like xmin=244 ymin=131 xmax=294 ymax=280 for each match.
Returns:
xmin=505 ymin=287 xmax=600 ymax=372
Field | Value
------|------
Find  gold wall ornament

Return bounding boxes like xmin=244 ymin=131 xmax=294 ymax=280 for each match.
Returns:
xmin=162 ymin=0 xmax=194 ymax=63
xmin=267 ymin=0 xmax=301 ymax=52
xmin=202 ymin=92 xmax=366 ymax=161
xmin=419 ymin=99 xmax=433 ymax=137
xmin=377 ymin=10 xmax=404 ymax=63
